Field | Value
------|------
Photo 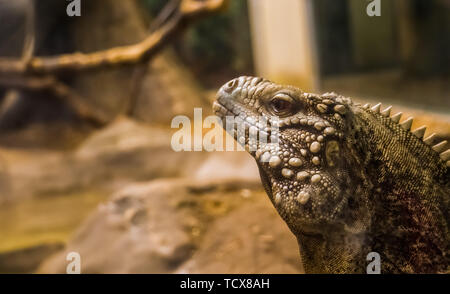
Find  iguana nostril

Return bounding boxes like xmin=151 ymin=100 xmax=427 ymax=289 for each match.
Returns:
xmin=224 ymin=79 xmax=238 ymax=93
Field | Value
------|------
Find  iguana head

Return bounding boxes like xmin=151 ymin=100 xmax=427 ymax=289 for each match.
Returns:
xmin=213 ymin=76 xmax=370 ymax=236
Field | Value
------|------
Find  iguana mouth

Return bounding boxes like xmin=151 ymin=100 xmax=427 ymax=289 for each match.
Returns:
xmin=214 ymin=98 xmax=280 ymax=202
xmin=213 ymin=99 xmax=278 ymax=152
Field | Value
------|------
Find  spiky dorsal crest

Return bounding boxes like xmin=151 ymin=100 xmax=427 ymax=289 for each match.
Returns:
xmin=362 ymin=102 xmax=450 ymax=168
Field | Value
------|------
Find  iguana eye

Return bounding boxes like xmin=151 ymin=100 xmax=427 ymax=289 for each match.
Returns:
xmin=269 ymin=94 xmax=295 ymax=116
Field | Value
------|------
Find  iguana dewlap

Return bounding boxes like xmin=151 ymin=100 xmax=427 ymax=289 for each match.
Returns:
xmin=213 ymin=76 xmax=450 ymax=273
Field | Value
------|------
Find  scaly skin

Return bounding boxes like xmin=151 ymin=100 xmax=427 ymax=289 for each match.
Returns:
xmin=213 ymin=76 xmax=450 ymax=273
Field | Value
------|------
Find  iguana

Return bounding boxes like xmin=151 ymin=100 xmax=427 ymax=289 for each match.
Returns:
xmin=213 ymin=76 xmax=450 ymax=273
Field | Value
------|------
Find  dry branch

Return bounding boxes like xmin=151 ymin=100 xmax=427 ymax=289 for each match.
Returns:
xmin=0 ymin=0 xmax=228 ymax=125
xmin=0 ymin=0 xmax=228 ymax=76
xmin=0 ymin=75 xmax=109 ymax=125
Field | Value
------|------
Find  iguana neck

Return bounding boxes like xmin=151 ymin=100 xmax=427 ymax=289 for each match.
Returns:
xmin=341 ymin=105 xmax=449 ymax=273
xmin=296 ymin=105 xmax=449 ymax=273
xmin=297 ymin=230 xmax=367 ymax=273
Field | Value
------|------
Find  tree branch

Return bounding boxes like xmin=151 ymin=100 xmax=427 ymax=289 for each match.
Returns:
xmin=0 ymin=0 xmax=227 ymax=126
xmin=0 ymin=75 xmax=109 ymax=125
xmin=0 ymin=0 xmax=228 ymax=76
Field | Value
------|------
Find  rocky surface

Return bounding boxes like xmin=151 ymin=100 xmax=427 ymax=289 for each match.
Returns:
xmin=37 ymin=178 xmax=302 ymax=274
xmin=0 ymin=118 xmax=200 ymax=202
xmin=1 ymin=117 xmax=301 ymax=274
xmin=0 ymin=117 xmax=259 ymax=202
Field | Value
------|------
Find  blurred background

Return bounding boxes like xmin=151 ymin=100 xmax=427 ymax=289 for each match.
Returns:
xmin=0 ymin=0 xmax=448 ymax=273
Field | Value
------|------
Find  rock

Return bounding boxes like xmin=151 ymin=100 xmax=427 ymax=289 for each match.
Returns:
xmin=37 ymin=178 xmax=302 ymax=274
xmin=39 ymin=179 xmax=197 ymax=273
xmin=3 ymin=117 xmax=264 ymax=200
xmin=193 ymin=152 xmax=260 ymax=182
xmin=76 ymin=117 xmax=171 ymax=158
xmin=175 ymin=197 xmax=303 ymax=274
xmin=0 ymin=118 xmax=267 ymax=264
xmin=2 ymin=118 xmax=205 ymax=199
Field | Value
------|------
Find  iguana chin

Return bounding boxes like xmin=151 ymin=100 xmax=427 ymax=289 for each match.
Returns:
xmin=213 ymin=76 xmax=450 ymax=274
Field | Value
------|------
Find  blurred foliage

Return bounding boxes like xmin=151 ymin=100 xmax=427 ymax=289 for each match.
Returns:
xmin=141 ymin=0 xmax=254 ymax=87
xmin=180 ymin=10 xmax=234 ymax=70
